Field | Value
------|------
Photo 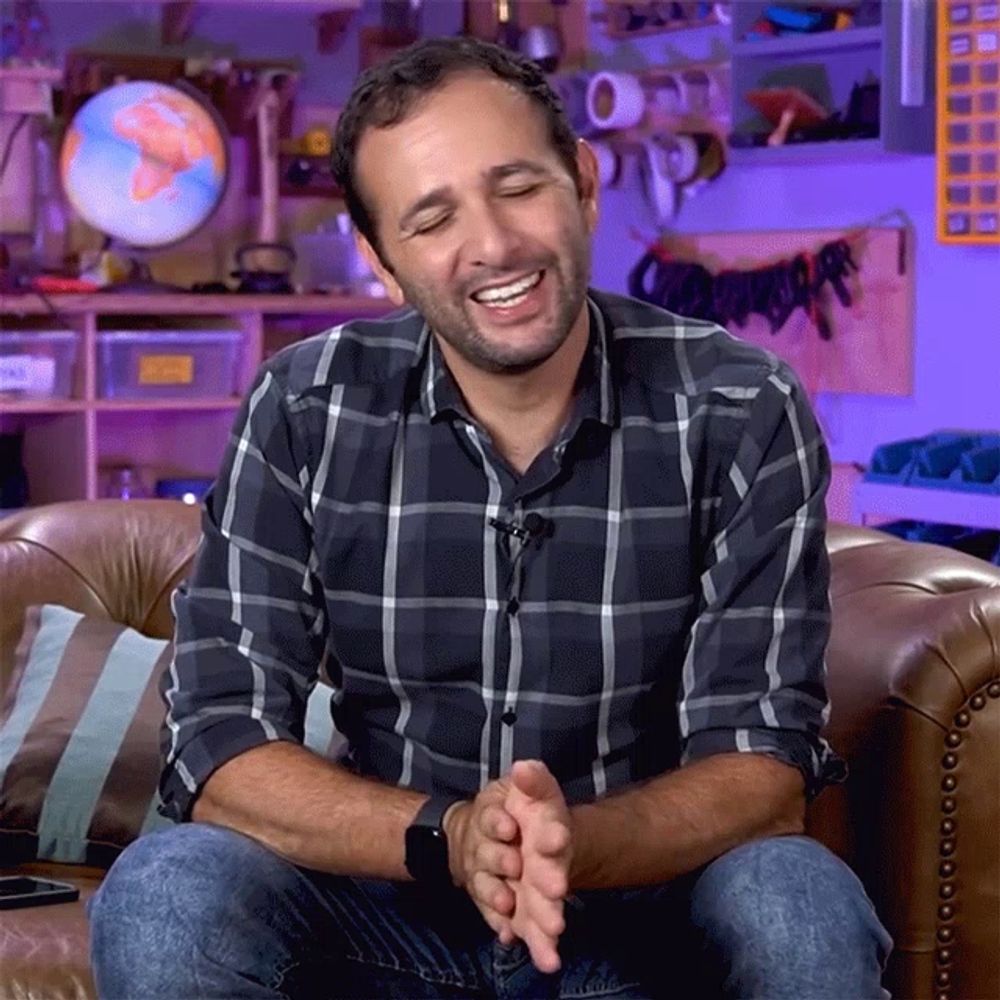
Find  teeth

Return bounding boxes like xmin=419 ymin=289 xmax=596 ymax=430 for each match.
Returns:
xmin=473 ymin=271 xmax=542 ymax=304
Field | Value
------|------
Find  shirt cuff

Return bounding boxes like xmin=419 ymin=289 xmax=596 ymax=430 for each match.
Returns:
xmin=159 ymin=717 xmax=297 ymax=822
xmin=681 ymin=727 xmax=848 ymax=801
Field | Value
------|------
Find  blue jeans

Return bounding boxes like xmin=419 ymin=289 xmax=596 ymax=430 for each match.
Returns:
xmin=89 ymin=824 xmax=891 ymax=999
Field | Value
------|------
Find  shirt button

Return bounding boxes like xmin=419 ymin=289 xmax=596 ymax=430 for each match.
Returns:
xmin=500 ymin=709 xmax=517 ymax=726
xmin=506 ymin=597 xmax=519 ymax=615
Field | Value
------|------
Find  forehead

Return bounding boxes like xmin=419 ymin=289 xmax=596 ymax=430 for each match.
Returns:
xmin=354 ymin=72 xmax=560 ymax=220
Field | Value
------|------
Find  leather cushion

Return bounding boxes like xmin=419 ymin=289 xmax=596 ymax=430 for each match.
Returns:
xmin=0 ymin=863 xmax=100 ymax=1000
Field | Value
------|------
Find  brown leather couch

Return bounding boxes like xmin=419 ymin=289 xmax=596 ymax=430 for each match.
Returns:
xmin=1 ymin=500 xmax=998 ymax=1000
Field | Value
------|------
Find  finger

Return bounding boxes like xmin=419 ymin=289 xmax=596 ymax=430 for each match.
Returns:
xmin=521 ymin=920 xmax=561 ymax=975
xmin=479 ymin=803 xmax=519 ymax=843
xmin=476 ymin=840 xmax=522 ymax=880
xmin=523 ymin=886 xmax=566 ymax=939
xmin=471 ymin=871 xmax=515 ymax=917
xmin=522 ymin=854 xmax=569 ymax=900
xmin=477 ymin=902 xmax=514 ymax=941
xmin=533 ymin=821 xmax=571 ymax=858
xmin=510 ymin=759 xmax=559 ymax=802
xmin=497 ymin=924 xmax=517 ymax=947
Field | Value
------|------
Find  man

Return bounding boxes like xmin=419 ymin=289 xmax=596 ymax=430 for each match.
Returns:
xmin=89 ymin=37 xmax=891 ymax=999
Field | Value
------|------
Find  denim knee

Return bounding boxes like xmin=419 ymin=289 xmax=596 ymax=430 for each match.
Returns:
xmin=89 ymin=823 xmax=309 ymax=998
xmin=689 ymin=835 xmax=892 ymax=999
xmin=91 ymin=822 xmax=273 ymax=926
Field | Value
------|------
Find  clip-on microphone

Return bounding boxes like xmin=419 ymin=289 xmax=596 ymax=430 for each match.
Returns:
xmin=489 ymin=512 xmax=553 ymax=546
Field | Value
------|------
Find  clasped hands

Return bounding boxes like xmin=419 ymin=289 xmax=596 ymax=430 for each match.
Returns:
xmin=444 ymin=759 xmax=573 ymax=974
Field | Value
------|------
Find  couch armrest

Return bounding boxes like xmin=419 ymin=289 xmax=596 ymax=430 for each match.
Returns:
xmin=810 ymin=525 xmax=1000 ymax=1000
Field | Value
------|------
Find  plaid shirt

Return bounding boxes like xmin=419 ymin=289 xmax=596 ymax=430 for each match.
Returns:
xmin=160 ymin=290 xmax=844 ymax=822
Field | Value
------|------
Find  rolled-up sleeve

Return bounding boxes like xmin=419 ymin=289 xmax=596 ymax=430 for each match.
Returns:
xmin=679 ymin=361 xmax=846 ymax=799
xmin=159 ymin=366 xmax=327 ymax=821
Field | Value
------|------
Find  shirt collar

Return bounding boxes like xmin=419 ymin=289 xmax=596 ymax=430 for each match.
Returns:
xmin=415 ymin=294 xmax=618 ymax=430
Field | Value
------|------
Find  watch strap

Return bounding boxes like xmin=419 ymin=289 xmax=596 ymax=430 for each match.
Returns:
xmin=412 ymin=794 xmax=461 ymax=831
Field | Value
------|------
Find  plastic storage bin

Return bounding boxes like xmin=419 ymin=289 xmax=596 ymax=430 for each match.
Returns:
xmin=0 ymin=330 xmax=78 ymax=399
xmin=865 ymin=431 xmax=1000 ymax=494
xmin=96 ymin=330 xmax=243 ymax=400
xmin=877 ymin=519 xmax=1000 ymax=566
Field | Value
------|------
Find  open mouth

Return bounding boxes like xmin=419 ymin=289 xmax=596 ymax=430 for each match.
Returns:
xmin=470 ymin=270 xmax=544 ymax=310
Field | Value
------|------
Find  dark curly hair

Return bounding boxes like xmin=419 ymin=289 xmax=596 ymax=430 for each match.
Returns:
xmin=332 ymin=36 xmax=581 ymax=260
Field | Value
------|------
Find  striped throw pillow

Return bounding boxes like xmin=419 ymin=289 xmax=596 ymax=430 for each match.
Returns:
xmin=0 ymin=604 xmax=342 ymax=868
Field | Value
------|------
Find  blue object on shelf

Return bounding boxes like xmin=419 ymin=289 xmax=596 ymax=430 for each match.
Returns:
xmin=764 ymin=5 xmax=825 ymax=31
xmin=876 ymin=519 xmax=1000 ymax=563
xmin=960 ymin=444 xmax=1000 ymax=491
xmin=865 ymin=437 xmax=924 ymax=483
xmin=155 ymin=477 xmax=213 ymax=504
xmin=865 ymin=431 xmax=1000 ymax=494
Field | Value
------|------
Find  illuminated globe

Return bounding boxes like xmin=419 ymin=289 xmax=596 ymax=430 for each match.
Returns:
xmin=60 ymin=80 xmax=227 ymax=249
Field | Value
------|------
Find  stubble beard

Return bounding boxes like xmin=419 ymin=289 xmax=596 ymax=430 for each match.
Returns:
xmin=396 ymin=229 xmax=592 ymax=376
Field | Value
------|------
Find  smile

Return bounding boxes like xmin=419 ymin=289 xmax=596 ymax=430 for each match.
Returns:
xmin=471 ymin=270 xmax=544 ymax=309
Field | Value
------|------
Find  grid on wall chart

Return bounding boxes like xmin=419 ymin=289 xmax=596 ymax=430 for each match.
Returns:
xmin=938 ymin=1 xmax=1000 ymax=243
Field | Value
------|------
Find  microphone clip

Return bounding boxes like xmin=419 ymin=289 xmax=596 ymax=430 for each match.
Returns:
xmin=489 ymin=512 xmax=553 ymax=546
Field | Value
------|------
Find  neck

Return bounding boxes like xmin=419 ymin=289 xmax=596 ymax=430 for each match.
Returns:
xmin=436 ymin=306 xmax=590 ymax=474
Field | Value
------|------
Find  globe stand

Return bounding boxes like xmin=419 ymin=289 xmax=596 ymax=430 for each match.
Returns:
xmin=105 ymin=256 xmax=183 ymax=294
xmin=101 ymin=241 xmax=183 ymax=294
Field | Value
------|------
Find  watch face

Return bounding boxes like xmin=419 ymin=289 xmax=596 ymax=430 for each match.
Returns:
xmin=406 ymin=824 xmax=450 ymax=884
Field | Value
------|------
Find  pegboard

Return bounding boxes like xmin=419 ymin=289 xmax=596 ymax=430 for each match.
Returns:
xmin=644 ymin=225 xmax=914 ymax=397
xmin=937 ymin=0 xmax=1000 ymax=244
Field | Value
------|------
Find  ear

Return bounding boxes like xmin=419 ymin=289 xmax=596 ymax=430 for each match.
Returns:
xmin=575 ymin=139 xmax=600 ymax=233
xmin=355 ymin=231 xmax=404 ymax=306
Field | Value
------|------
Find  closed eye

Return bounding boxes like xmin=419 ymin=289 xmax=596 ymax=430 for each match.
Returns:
xmin=500 ymin=183 xmax=540 ymax=197
xmin=412 ymin=214 xmax=451 ymax=236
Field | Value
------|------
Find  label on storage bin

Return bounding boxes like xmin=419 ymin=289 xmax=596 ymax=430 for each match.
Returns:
xmin=0 ymin=355 xmax=56 ymax=395
xmin=138 ymin=354 xmax=194 ymax=385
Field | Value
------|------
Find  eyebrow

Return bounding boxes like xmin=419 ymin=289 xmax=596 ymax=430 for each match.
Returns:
xmin=398 ymin=159 xmax=552 ymax=233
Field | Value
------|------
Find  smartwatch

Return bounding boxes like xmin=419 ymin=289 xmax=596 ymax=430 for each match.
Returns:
xmin=405 ymin=795 xmax=462 ymax=885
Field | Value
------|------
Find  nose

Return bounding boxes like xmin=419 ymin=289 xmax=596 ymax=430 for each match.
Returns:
xmin=461 ymin=198 xmax=526 ymax=271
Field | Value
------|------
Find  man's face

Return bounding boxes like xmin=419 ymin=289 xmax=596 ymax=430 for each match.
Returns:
xmin=354 ymin=72 xmax=599 ymax=375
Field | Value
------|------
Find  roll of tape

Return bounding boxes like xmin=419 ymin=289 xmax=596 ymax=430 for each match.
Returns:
xmin=663 ymin=134 xmax=700 ymax=183
xmin=586 ymin=72 xmax=646 ymax=130
xmin=640 ymin=140 xmax=678 ymax=227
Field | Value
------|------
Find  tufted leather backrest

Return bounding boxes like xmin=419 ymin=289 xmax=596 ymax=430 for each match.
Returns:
xmin=0 ymin=500 xmax=201 ymax=698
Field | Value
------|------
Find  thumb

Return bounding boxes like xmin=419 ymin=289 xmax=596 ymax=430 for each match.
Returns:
xmin=510 ymin=759 xmax=559 ymax=801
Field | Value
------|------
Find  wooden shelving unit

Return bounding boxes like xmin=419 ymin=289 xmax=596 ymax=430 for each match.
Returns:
xmin=732 ymin=25 xmax=882 ymax=58
xmin=0 ymin=292 xmax=391 ymax=505
xmin=853 ymin=481 xmax=1000 ymax=532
